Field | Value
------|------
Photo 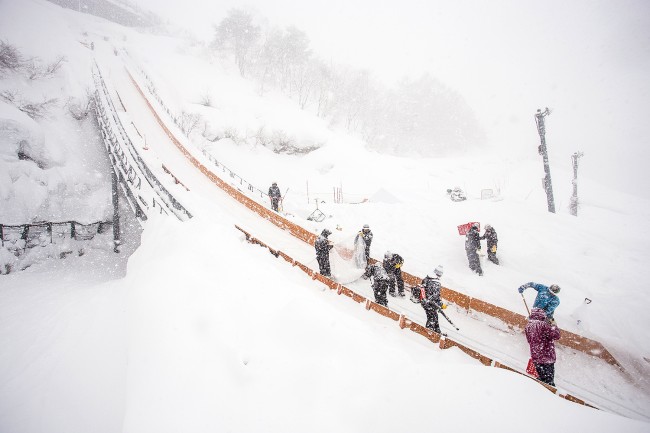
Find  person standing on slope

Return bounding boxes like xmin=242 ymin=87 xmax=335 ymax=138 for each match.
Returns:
xmin=268 ymin=182 xmax=282 ymax=212
xmin=518 ymin=282 xmax=561 ymax=322
xmin=315 ymin=229 xmax=334 ymax=277
xmin=465 ymin=223 xmax=483 ymax=276
xmin=363 ymin=263 xmax=390 ymax=307
xmin=383 ymin=251 xmax=405 ymax=297
xmin=418 ymin=265 xmax=446 ymax=334
xmin=525 ymin=308 xmax=561 ymax=387
xmin=480 ymin=224 xmax=499 ymax=265
xmin=354 ymin=224 xmax=373 ymax=263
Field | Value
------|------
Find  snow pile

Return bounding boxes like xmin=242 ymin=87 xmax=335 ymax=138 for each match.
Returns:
xmin=0 ymin=0 xmax=112 ymax=224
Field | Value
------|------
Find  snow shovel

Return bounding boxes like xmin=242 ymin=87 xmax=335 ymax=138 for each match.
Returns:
xmin=279 ymin=188 xmax=289 ymax=212
xmin=521 ymin=293 xmax=531 ymax=317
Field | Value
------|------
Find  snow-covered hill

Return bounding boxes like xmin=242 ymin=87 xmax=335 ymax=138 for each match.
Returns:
xmin=1 ymin=0 xmax=649 ymax=431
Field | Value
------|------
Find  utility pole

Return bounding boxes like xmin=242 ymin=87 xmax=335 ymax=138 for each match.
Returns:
xmin=535 ymin=108 xmax=555 ymax=213
xmin=570 ymin=151 xmax=584 ymax=216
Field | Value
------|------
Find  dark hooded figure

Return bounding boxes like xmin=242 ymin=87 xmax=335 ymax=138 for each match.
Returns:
xmin=525 ymin=308 xmax=561 ymax=386
xmin=419 ymin=266 xmax=444 ymax=334
xmin=465 ymin=224 xmax=483 ymax=276
xmin=382 ymin=251 xmax=405 ymax=297
xmin=363 ymin=263 xmax=390 ymax=306
xmin=480 ymin=224 xmax=499 ymax=265
xmin=315 ymin=229 xmax=333 ymax=277
xmin=268 ymin=182 xmax=282 ymax=211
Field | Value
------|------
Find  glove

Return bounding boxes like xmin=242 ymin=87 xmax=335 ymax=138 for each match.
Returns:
xmin=441 ymin=303 xmax=447 ymax=310
xmin=491 ymin=245 xmax=497 ymax=253
xmin=518 ymin=286 xmax=525 ymax=294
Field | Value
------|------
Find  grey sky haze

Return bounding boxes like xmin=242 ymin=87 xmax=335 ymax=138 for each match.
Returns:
xmin=134 ymin=0 xmax=650 ymax=197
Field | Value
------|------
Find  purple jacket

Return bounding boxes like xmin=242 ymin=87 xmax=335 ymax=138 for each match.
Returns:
xmin=525 ymin=308 xmax=561 ymax=364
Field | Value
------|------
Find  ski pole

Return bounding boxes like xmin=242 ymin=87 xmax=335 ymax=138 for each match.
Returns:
xmin=521 ymin=293 xmax=531 ymax=317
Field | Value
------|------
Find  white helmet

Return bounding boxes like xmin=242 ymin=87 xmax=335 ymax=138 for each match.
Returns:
xmin=384 ymin=251 xmax=392 ymax=259
xmin=434 ymin=265 xmax=444 ymax=277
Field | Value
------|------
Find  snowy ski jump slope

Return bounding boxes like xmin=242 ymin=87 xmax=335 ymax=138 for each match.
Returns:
xmin=93 ymin=45 xmax=650 ymax=421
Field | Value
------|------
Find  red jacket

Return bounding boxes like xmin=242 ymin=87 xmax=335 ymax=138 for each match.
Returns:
xmin=525 ymin=308 xmax=561 ymax=364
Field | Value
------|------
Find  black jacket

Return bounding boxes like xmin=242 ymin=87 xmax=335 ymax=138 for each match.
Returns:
xmin=268 ymin=185 xmax=281 ymax=199
xmin=383 ymin=253 xmax=404 ymax=273
xmin=363 ymin=264 xmax=390 ymax=284
xmin=480 ymin=227 xmax=498 ymax=248
xmin=420 ymin=276 xmax=442 ymax=308
xmin=315 ymin=235 xmax=332 ymax=257
xmin=465 ymin=227 xmax=481 ymax=251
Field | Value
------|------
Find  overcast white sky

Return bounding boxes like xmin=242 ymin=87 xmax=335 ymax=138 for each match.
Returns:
xmin=134 ymin=0 xmax=650 ymax=198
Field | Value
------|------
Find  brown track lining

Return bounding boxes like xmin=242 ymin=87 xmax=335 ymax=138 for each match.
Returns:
xmin=124 ymin=67 xmax=619 ymax=371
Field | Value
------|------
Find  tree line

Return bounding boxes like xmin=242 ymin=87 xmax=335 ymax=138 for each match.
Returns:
xmin=211 ymin=9 xmax=484 ymax=156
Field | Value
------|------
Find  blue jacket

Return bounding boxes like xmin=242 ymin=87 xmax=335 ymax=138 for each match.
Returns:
xmin=519 ymin=282 xmax=560 ymax=318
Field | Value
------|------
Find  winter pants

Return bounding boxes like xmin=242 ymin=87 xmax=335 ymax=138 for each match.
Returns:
xmin=373 ymin=280 xmax=389 ymax=306
xmin=423 ymin=306 xmax=441 ymax=334
xmin=466 ymin=249 xmax=483 ymax=275
xmin=534 ymin=363 xmax=555 ymax=387
xmin=317 ymin=254 xmax=331 ymax=277
xmin=487 ymin=244 xmax=499 ymax=265
xmin=271 ymin=197 xmax=280 ymax=211
xmin=388 ymin=269 xmax=405 ymax=296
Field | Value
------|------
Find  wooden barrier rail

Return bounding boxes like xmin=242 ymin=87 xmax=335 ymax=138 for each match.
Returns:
xmin=234 ymin=223 xmax=598 ymax=410
xmin=125 ymin=66 xmax=619 ymax=369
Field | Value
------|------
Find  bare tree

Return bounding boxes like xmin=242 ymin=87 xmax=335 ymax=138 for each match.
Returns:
xmin=279 ymin=27 xmax=311 ymax=96
xmin=312 ymin=60 xmax=335 ymax=118
xmin=65 ymin=88 xmax=94 ymax=120
xmin=366 ymin=74 xmax=483 ymax=156
xmin=0 ymin=40 xmax=23 ymax=73
xmin=25 ymin=55 xmax=67 ymax=80
xmin=331 ymin=68 xmax=376 ymax=133
xmin=256 ymin=28 xmax=284 ymax=95
xmin=212 ymin=9 xmax=261 ymax=77
xmin=0 ymin=89 xmax=17 ymax=103
xmin=199 ymin=92 xmax=212 ymax=107
xmin=45 ymin=56 xmax=66 ymax=75
xmin=18 ymin=97 xmax=58 ymax=119
xmin=178 ymin=111 xmax=202 ymax=136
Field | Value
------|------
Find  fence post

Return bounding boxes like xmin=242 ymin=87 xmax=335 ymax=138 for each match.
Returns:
xmin=111 ymin=164 xmax=121 ymax=253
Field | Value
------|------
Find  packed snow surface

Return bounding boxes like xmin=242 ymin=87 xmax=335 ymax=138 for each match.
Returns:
xmin=1 ymin=1 xmax=649 ymax=432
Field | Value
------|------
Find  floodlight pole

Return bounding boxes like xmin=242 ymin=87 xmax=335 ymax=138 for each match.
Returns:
xmin=570 ymin=151 xmax=584 ymax=216
xmin=535 ymin=108 xmax=556 ymax=213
